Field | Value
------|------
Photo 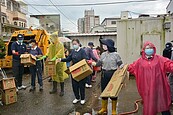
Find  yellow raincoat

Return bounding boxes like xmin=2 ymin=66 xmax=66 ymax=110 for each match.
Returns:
xmin=46 ymin=32 xmax=68 ymax=82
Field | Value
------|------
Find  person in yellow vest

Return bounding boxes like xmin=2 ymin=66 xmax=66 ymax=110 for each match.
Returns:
xmin=39 ymin=32 xmax=68 ymax=96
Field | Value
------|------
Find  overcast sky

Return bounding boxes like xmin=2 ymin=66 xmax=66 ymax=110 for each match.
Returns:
xmin=25 ymin=0 xmax=170 ymax=32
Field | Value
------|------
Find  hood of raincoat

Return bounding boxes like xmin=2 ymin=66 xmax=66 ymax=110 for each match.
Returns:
xmin=141 ymin=41 xmax=156 ymax=59
xmin=49 ymin=31 xmax=60 ymax=44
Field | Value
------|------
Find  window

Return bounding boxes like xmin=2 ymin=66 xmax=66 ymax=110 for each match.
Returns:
xmin=13 ymin=2 xmax=19 ymax=11
xmin=14 ymin=22 xmax=17 ymax=25
xmin=111 ymin=21 xmax=116 ymax=24
xmin=2 ymin=17 xmax=5 ymax=23
xmin=0 ymin=0 xmax=5 ymax=6
xmin=24 ymin=23 xmax=26 ymax=27
xmin=7 ymin=0 xmax=12 ymax=11
xmin=21 ymin=23 xmax=23 ymax=27
xmin=19 ymin=22 xmax=21 ymax=26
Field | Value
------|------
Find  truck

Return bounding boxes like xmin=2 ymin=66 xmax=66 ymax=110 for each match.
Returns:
xmin=0 ymin=29 xmax=49 ymax=68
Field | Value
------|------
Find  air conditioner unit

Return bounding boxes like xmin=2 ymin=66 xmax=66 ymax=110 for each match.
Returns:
xmin=163 ymin=22 xmax=171 ymax=30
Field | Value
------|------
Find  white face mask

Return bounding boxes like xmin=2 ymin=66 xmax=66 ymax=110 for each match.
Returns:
xmin=102 ymin=45 xmax=108 ymax=51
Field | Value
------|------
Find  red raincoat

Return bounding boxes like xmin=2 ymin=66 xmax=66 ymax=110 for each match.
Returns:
xmin=128 ymin=41 xmax=173 ymax=115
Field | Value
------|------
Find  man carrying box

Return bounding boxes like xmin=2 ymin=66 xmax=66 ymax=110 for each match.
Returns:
xmin=39 ymin=32 xmax=68 ymax=96
xmin=11 ymin=34 xmax=27 ymax=90
xmin=28 ymin=39 xmax=43 ymax=92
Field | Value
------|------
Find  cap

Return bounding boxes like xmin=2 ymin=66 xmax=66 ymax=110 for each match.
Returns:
xmin=17 ymin=34 xmax=24 ymax=40
xmin=88 ymin=42 xmax=94 ymax=46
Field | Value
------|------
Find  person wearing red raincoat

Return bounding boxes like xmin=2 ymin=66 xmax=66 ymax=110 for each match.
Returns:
xmin=128 ymin=41 xmax=173 ymax=115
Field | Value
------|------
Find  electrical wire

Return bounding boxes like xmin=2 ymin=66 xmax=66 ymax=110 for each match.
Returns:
xmin=129 ymin=11 xmax=167 ymax=16
xmin=25 ymin=0 xmax=159 ymax=7
xmin=23 ymin=0 xmax=60 ymax=26
xmin=48 ymin=0 xmax=78 ymax=27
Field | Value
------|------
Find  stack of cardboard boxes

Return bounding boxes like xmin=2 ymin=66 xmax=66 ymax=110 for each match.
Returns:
xmin=0 ymin=78 xmax=17 ymax=105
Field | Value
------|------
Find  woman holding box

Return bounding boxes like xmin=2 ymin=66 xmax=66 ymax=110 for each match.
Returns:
xmin=57 ymin=38 xmax=89 ymax=105
xmin=92 ymin=39 xmax=123 ymax=115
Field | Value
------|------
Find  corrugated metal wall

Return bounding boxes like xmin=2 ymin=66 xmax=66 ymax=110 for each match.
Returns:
xmin=67 ymin=35 xmax=117 ymax=49
xmin=117 ymin=16 xmax=173 ymax=64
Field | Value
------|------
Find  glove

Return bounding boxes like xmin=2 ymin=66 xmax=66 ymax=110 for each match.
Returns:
xmin=51 ymin=57 xmax=57 ymax=61
xmin=39 ymin=55 xmax=47 ymax=60
xmin=92 ymin=62 xmax=97 ymax=66
xmin=13 ymin=52 xmax=19 ymax=56
xmin=87 ymin=60 xmax=92 ymax=64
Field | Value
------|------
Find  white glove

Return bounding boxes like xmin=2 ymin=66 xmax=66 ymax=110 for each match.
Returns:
xmin=92 ymin=62 xmax=97 ymax=66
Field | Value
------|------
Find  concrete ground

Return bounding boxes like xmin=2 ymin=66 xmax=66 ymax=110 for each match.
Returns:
xmin=0 ymin=70 xmax=173 ymax=115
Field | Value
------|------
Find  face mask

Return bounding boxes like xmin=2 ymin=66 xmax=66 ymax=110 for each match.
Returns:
xmin=145 ymin=49 xmax=154 ymax=56
xmin=29 ymin=44 xmax=33 ymax=47
xmin=102 ymin=45 xmax=108 ymax=51
xmin=73 ymin=45 xmax=79 ymax=50
xmin=18 ymin=40 xmax=23 ymax=43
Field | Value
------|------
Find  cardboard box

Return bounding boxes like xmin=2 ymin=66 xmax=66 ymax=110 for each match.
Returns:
xmin=101 ymin=65 xmax=128 ymax=98
xmin=2 ymin=88 xmax=17 ymax=105
xmin=0 ymin=78 xmax=16 ymax=90
xmin=69 ymin=59 xmax=93 ymax=82
xmin=44 ymin=61 xmax=56 ymax=76
xmin=20 ymin=54 xmax=36 ymax=65
xmin=2 ymin=59 xmax=12 ymax=68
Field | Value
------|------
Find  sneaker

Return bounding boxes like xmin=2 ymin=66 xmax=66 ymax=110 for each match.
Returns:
xmin=73 ymin=99 xmax=80 ymax=104
xmin=85 ymin=84 xmax=89 ymax=88
xmin=85 ymin=84 xmax=92 ymax=88
xmin=39 ymin=86 xmax=43 ymax=91
xmin=17 ymin=86 xmax=22 ymax=90
xmin=88 ymin=85 xmax=92 ymax=88
xmin=80 ymin=100 xmax=86 ymax=105
xmin=21 ymin=85 xmax=27 ymax=89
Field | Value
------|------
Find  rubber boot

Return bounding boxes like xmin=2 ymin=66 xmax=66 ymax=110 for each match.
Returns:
xmin=59 ymin=82 xmax=64 ymax=97
xmin=112 ymin=99 xmax=117 ymax=115
xmin=49 ymin=81 xmax=57 ymax=94
xmin=98 ymin=99 xmax=108 ymax=115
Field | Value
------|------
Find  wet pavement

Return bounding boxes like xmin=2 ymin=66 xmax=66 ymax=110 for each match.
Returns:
xmin=0 ymin=70 xmax=173 ymax=115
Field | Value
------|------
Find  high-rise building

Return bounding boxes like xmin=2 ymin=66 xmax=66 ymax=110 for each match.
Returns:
xmin=78 ymin=9 xmax=100 ymax=33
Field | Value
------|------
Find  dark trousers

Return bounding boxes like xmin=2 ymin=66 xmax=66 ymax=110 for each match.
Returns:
xmin=29 ymin=61 xmax=43 ymax=87
xmin=162 ymin=111 xmax=171 ymax=115
xmin=101 ymin=70 xmax=115 ymax=92
xmin=12 ymin=59 xmax=24 ymax=87
xmin=72 ymin=77 xmax=86 ymax=100
xmin=86 ymin=75 xmax=92 ymax=85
